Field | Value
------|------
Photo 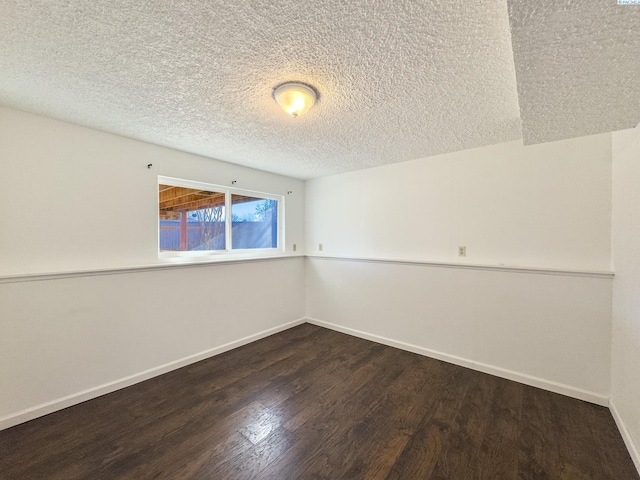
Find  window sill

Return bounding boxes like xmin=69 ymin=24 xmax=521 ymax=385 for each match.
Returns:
xmin=159 ymin=249 xmax=283 ymax=261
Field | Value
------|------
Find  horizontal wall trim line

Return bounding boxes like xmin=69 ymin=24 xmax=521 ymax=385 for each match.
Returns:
xmin=609 ymin=399 xmax=640 ymax=475
xmin=0 ymin=317 xmax=307 ymax=431
xmin=1 ymin=255 xmax=613 ymax=283
xmin=306 ymin=318 xmax=609 ymax=406
xmin=0 ymin=255 xmax=305 ymax=284
xmin=307 ymin=255 xmax=614 ymax=279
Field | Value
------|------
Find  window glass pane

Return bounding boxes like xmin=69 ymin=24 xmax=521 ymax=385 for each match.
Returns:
xmin=231 ymin=195 xmax=278 ymax=249
xmin=159 ymin=185 xmax=226 ymax=251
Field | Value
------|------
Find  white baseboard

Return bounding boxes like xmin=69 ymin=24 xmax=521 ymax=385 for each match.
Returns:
xmin=0 ymin=317 xmax=306 ymax=431
xmin=306 ymin=317 xmax=609 ymax=406
xmin=610 ymin=399 xmax=640 ymax=475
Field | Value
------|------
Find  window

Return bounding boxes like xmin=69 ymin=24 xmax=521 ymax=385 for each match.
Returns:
xmin=231 ymin=194 xmax=278 ymax=249
xmin=158 ymin=177 xmax=283 ymax=257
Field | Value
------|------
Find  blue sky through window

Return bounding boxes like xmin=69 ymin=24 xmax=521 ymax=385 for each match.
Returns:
xmin=232 ymin=201 xmax=259 ymax=221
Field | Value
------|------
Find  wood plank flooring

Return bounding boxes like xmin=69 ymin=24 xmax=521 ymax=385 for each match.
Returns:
xmin=1 ymin=324 xmax=638 ymax=479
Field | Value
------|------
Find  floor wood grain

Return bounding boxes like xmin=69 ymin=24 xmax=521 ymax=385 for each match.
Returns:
xmin=1 ymin=324 xmax=638 ymax=480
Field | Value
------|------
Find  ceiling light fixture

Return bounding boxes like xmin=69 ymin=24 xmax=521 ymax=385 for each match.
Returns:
xmin=273 ymin=82 xmax=317 ymax=117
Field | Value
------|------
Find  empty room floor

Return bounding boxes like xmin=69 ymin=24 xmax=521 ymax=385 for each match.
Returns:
xmin=1 ymin=323 xmax=638 ymax=479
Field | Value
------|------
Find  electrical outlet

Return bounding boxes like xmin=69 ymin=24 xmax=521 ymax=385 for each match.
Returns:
xmin=292 ymin=244 xmax=297 ymax=252
xmin=319 ymin=243 xmax=323 ymax=252
xmin=458 ymin=246 xmax=466 ymax=257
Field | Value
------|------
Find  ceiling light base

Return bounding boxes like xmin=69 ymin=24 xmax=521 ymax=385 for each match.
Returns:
xmin=274 ymin=82 xmax=317 ymax=117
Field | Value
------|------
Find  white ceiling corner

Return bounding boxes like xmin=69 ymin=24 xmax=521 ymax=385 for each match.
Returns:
xmin=508 ymin=0 xmax=640 ymax=145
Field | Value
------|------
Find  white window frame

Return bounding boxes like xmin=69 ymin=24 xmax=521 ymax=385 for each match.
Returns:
xmin=158 ymin=176 xmax=285 ymax=260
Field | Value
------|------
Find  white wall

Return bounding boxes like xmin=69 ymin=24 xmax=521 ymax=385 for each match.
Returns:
xmin=0 ymin=106 xmax=305 ymax=276
xmin=306 ymin=136 xmax=612 ymax=271
xmin=611 ymin=124 xmax=640 ymax=470
xmin=306 ymin=135 xmax=614 ymax=403
xmin=0 ymin=107 xmax=306 ymax=429
xmin=0 ymin=258 xmax=305 ymax=428
xmin=307 ymin=259 xmax=611 ymax=403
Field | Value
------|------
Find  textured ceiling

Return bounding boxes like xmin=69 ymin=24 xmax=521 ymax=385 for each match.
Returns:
xmin=508 ymin=0 xmax=640 ymax=145
xmin=0 ymin=1 xmax=638 ymax=179
xmin=0 ymin=0 xmax=521 ymax=179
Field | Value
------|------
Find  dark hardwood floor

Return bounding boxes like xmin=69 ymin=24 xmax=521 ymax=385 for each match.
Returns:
xmin=1 ymin=324 xmax=638 ymax=479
